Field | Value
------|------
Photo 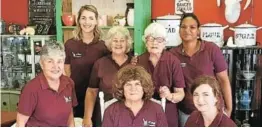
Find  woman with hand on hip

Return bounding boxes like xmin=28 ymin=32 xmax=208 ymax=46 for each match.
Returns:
xmin=64 ymin=5 xmax=109 ymax=120
xmin=169 ymin=13 xmax=232 ymax=126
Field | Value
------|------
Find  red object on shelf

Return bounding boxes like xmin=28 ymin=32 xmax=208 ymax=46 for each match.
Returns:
xmin=62 ymin=14 xmax=75 ymax=26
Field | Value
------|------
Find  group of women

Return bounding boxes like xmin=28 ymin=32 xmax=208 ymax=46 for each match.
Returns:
xmin=16 ymin=5 xmax=236 ymax=127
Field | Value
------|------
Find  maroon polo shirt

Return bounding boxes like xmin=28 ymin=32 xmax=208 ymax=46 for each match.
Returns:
xmin=89 ymin=55 xmax=131 ymax=100
xmin=169 ymin=41 xmax=227 ymax=114
xmin=64 ymin=38 xmax=109 ymax=99
xmin=102 ymin=100 xmax=168 ymax=127
xmin=88 ymin=55 xmax=131 ymax=125
xmin=137 ymin=51 xmax=185 ymax=127
xmin=185 ymin=110 xmax=237 ymax=127
xmin=18 ymin=73 xmax=78 ymax=127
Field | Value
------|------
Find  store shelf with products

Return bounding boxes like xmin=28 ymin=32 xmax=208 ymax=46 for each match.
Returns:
xmin=0 ymin=35 xmax=56 ymax=112
xmin=55 ymin=0 xmax=151 ymax=55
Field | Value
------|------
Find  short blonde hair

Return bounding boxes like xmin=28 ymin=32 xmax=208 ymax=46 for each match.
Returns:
xmin=104 ymin=26 xmax=133 ymax=53
xmin=73 ymin=5 xmax=101 ymax=42
xmin=142 ymin=22 xmax=167 ymax=42
xmin=113 ymin=65 xmax=154 ymax=101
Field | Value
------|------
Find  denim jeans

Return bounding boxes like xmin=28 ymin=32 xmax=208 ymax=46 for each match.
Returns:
xmin=178 ymin=109 xmax=190 ymax=127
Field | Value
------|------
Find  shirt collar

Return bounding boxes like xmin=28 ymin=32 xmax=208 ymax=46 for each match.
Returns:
xmin=177 ymin=41 xmax=206 ymax=56
xmin=39 ymin=73 xmax=70 ymax=93
xmin=195 ymin=110 xmax=224 ymax=127
xmin=145 ymin=50 xmax=169 ymax=62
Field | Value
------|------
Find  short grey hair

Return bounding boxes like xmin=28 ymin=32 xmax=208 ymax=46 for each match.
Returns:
xmin=104 ymin=26 xmax=133 ymax=53
xmin=40 ymin=41 xmax=65 ymax=59
xmin=142 ymin=22 xmax=167 ymax=42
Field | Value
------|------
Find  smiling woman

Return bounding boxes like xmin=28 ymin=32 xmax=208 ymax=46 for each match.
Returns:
xmin=83 ymin=26 xmax=133 ymax=127
xmin=102 ymin=65 xmax=168 ymax=127
xmin=185 ymin=75 xmax=236 ymax=127
xmin=16 ymin=41 xmax=78 ymax=127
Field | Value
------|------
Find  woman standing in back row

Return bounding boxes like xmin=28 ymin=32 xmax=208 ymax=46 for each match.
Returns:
xmin=64 ymin=5 xmax=109 ymax=124
xmin=169 ymin=13 xmax=233 ymax=126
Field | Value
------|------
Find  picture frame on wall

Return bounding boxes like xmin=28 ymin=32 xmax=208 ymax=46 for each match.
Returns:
xmin=175 ymin=0 xmax=194 ymax=14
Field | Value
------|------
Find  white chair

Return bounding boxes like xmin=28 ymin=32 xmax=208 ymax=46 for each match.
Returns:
xmin=98 ymin=91 xmax=166 ymax=121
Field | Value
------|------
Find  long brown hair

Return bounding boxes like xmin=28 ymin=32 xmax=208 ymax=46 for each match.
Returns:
xmin=73 ymin=5 xmax=101 ymax=42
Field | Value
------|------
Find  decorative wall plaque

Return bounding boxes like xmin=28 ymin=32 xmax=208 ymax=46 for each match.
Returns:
xmin=175 ymin=0 xmax=194 ymax=14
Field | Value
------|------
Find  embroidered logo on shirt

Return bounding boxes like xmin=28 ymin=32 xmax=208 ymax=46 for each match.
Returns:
xmin=64 ymin=96 xmax=72 ymax=103
xmin=72 ymin=52 xmax=82 ymax=58
xmin=181 ymin=63 xmax=186 ymax=67
xmin=143 ymin=118 xmax=156 ymax=127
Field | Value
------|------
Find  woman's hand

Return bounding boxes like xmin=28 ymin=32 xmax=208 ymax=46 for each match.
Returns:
xmin=131 ymin=55 xmax=138 ymax=65
xmin=82 ymin=117 xmax=92 ymax=127
xmin=159 ymin=86 xmax=172 ymax=99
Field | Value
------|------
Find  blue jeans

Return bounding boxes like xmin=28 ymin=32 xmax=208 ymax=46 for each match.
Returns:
xmin=178 ymin=110 xmax=190 ymax=127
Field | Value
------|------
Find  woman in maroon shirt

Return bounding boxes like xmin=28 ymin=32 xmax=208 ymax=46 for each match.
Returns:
xmin=102 ymin=65 xmax=168 ymax=127
xmin=17 ymin=42 xmax=78 ymax=127
xmin=83 ymin=26 xmax=133 ymax=126
xmin=64 ymin=5 xmax=109 ymax=121
xmin=169 ymin=13 xmax=232 ymax=126
xmin=185 ymin=76 xmax=236 ymax=127
xmin=137 ymin=22 xmax=185 ymax=126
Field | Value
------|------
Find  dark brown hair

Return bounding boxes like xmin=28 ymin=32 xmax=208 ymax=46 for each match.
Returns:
xmin=180 ymin=13 xmax=201 ymax=28
xmin=191 ymin=75 xmax=222 ymax=110
xmin=113 ymin=65 xmax=154 ymax=101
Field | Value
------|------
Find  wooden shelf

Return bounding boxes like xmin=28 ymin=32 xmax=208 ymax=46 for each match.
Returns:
xmin=62 ymin=26 xmax=134 ymax=29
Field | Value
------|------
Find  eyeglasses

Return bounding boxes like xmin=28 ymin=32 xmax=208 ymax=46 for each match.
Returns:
xmin=146 ymin=36 xmax=165 ymax=43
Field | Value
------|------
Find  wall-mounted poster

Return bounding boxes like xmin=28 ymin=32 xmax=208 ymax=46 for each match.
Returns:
xmin=175 ymin=0 xmax=194 ymax=14
xmin=28 ymin=0 xmax=56 ymax=35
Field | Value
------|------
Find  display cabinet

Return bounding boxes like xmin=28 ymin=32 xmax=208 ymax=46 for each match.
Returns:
xmin=0 ymin=35 xmax=56 ymax=111
xmin=55 ymin=0 xmax=151 ymax=55
xmin=222 ymin=47 xmax=262 ymax=127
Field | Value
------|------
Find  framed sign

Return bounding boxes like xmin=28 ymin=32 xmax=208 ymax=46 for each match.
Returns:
xmin=175 ymin=0 xmax=194 ymax=14
xmin=28 ymin=0 xmax=55 ymax=35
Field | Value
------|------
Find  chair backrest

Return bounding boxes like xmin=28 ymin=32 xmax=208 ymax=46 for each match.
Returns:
xmin=99 ymin=91 xmax=118 ymax=121
xmin=150 ymin=98 xmax=166 ymax=112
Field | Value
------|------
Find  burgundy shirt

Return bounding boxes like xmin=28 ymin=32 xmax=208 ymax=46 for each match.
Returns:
xmin=169 ymin=42 xmax=228 ymax=114
xmin=64 ymin=38 xmax=109 ymax=99
xmin=18 ymin=73 xmax=78 ymax=127
xmin=185 ymin=110 xmax=237 ymax=127
xmin=89 ymin=55 xmax=131 ymax=99
xmin=102 ymin=100 xmax=168 ymax=127
xmin=137 ymin=51 xmax=185 ymax=127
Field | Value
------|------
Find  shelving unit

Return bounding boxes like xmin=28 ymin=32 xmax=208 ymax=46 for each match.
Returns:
xmin=0 ymin=35 xmax=56 ymax=112
xmin=55 ymin=0 xmax=151 ymax=55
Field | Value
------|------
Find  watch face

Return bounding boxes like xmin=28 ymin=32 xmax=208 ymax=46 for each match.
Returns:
xmin=225 ymin=2 xmax=241 ymax=23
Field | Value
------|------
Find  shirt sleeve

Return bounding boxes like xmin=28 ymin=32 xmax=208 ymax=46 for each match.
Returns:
xmin=102 ymin=105 xmax=114 ymax=127
xmin=64 ymin=40 xmax=71 ymax=64
xmin=88 ymin=61 xmax=100 ymax=88
xmin=212 ymin=44 xmax=228 ymax=73
xmin=70 ymin=79 xmax=78 ymax=107
xmin=17 ymin=85 xmax=37 ymax=116
xmin=172 ymin=56 xmax=186 ymax=88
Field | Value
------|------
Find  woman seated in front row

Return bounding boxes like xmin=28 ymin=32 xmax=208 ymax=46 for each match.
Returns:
xmin=102 ymin=65 xmax=168 ymax=127
xmin=16 ymin=42 xmax=78 ymax=127
xmin=185 ymin=75 xmax=236 ymax=127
